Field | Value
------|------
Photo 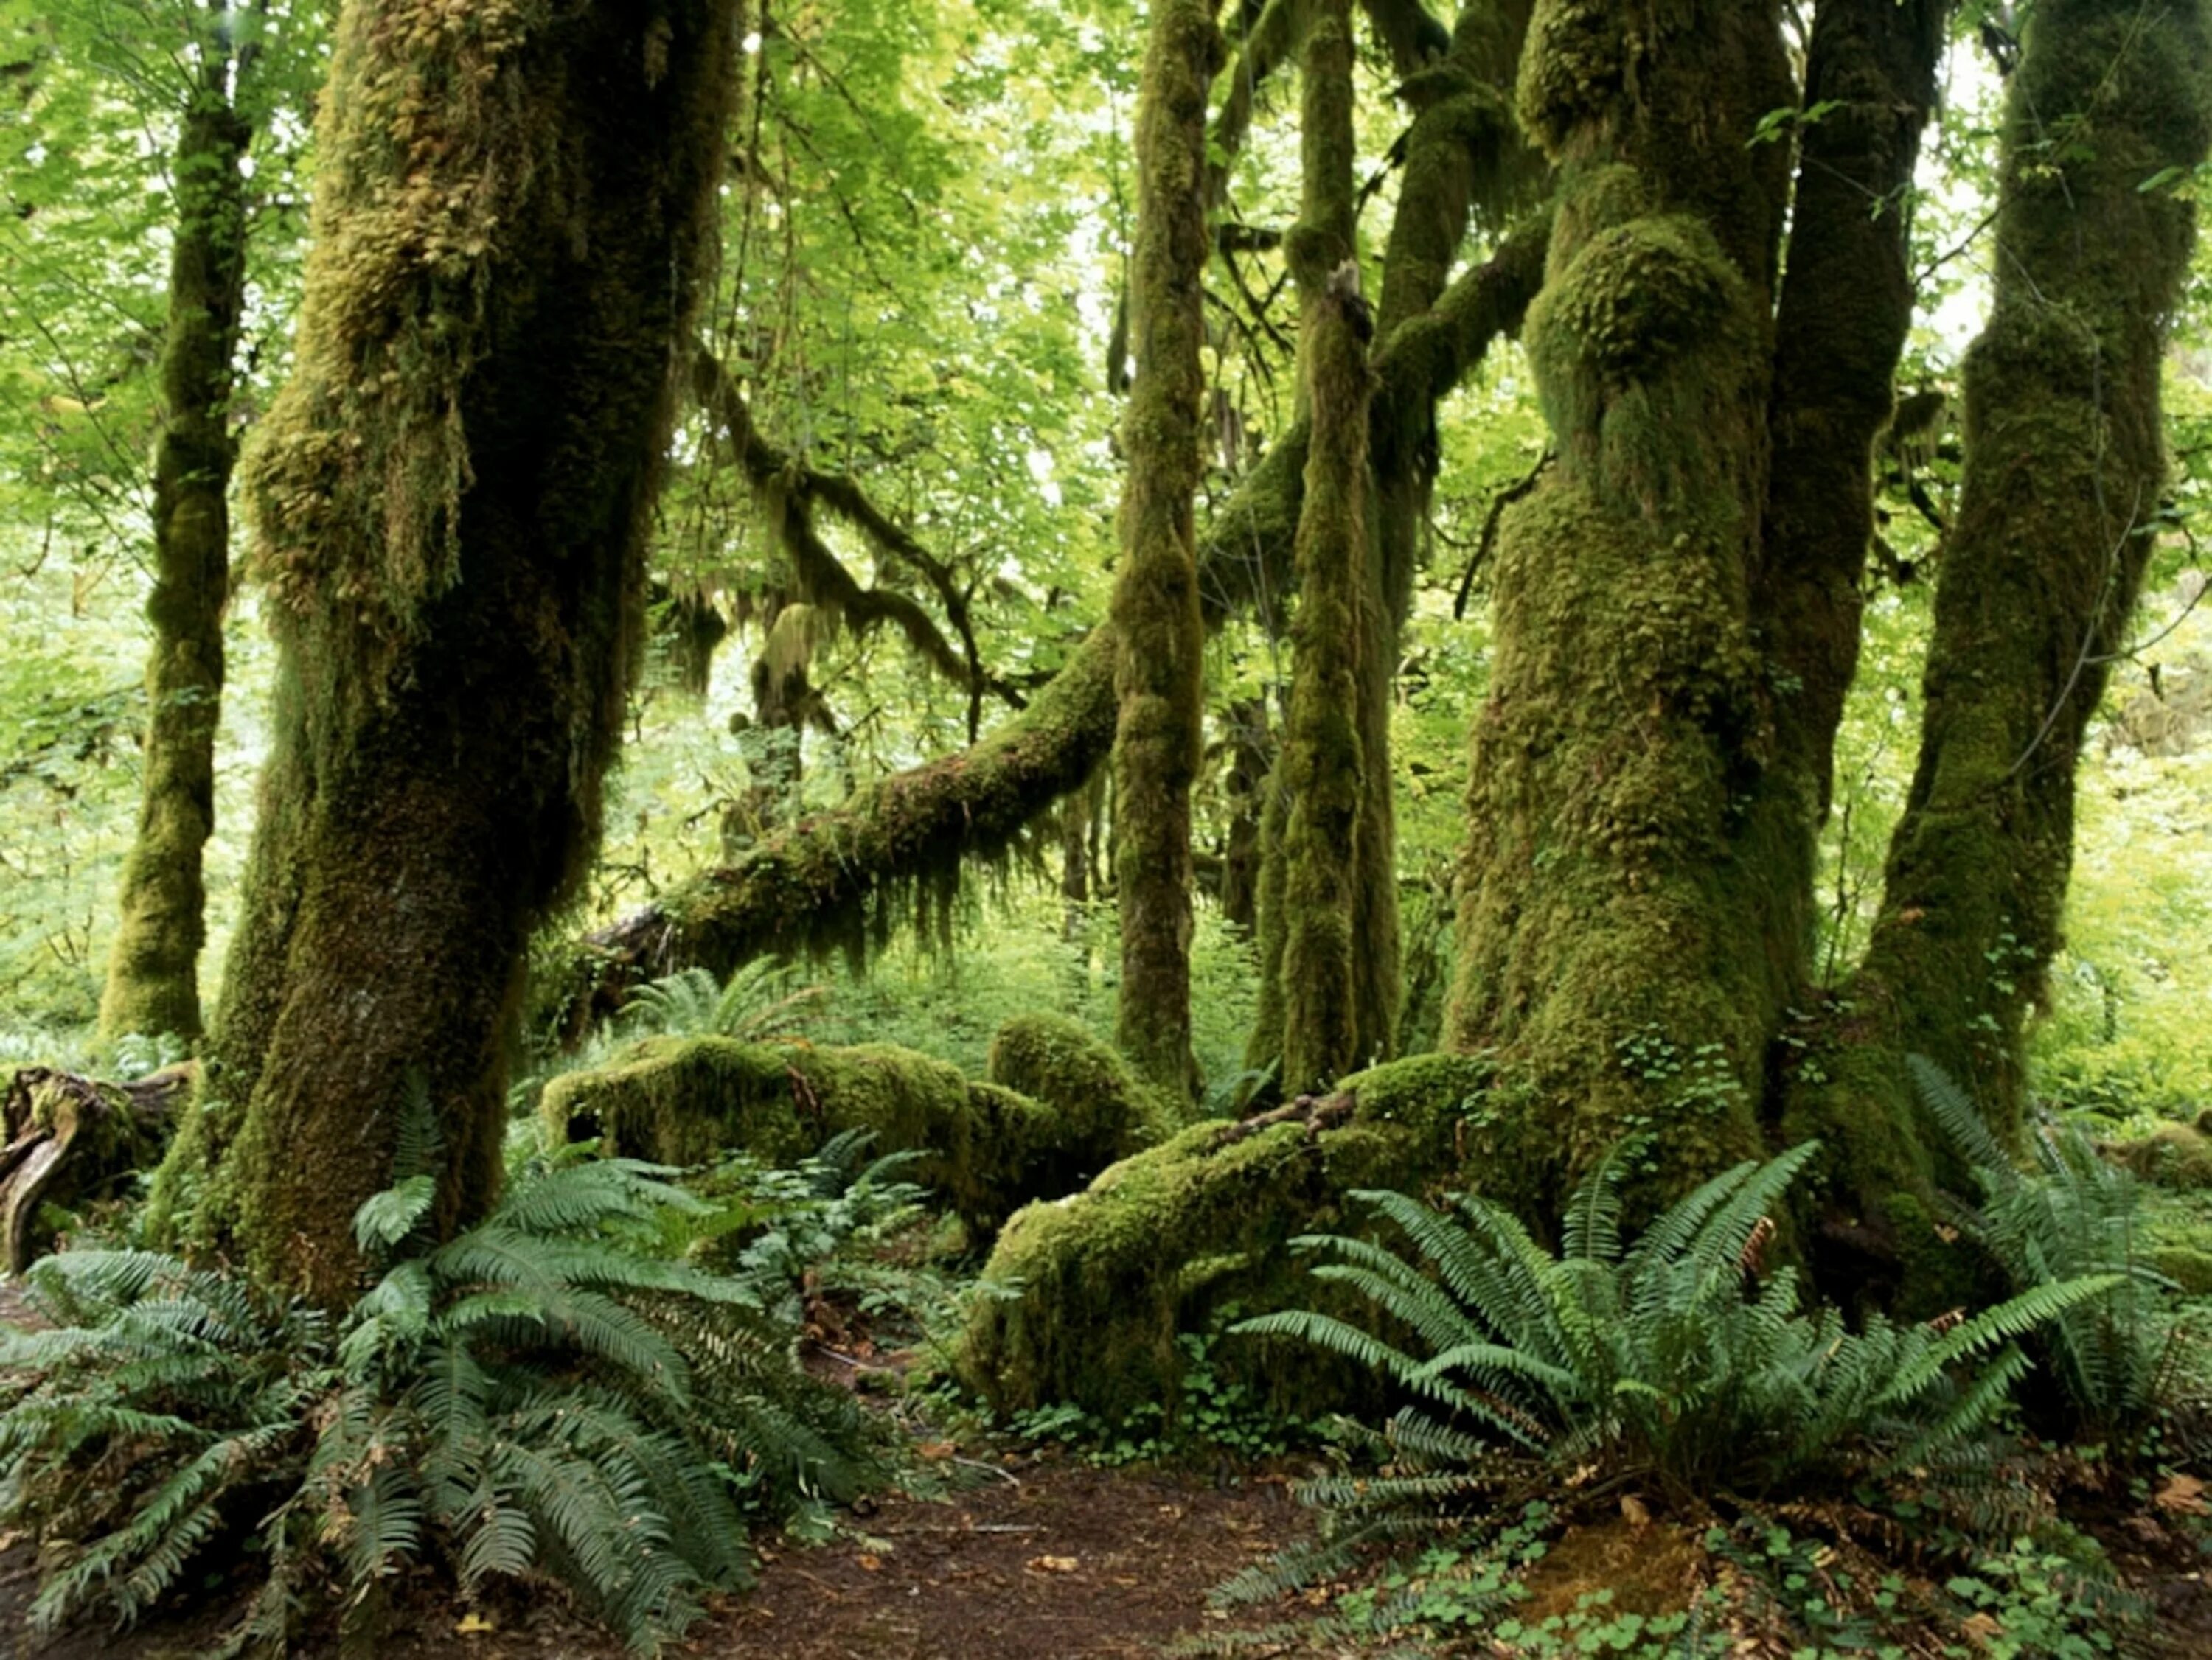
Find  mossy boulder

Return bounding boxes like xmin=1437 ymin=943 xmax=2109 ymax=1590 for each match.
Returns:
xmin=960 ymin=1052 xmax=1495 ymax=1423
xmin=2148 ymin=1245 xmax=2212 ymax=1297
xmin=543 ymin=1036 xmax=1074 ymax=1238
xmin=2110 ymin=1123 xmax=2212 ymax=1191
xmin=985 ymin=1012 xmax=1178 ymax=1163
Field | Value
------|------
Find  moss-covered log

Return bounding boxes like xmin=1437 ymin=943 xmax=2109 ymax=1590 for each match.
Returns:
xmin=1784 ymin=0 xmax=2211 ymax=1249
xmin=97 ymin=54 xmax=253 ymax=1046
xmin=542 ymin=1016 xmax=1166 ymax=1241
xmin=2 ymin=1066 xmax=189 ymax=1272
xmin=152 ymin=0 xmax=738 ymax=1302
xmin=556 ymin=223 xmax=1551 ymax=1028
xmin=964 ymin=1053 xmax=1492 ymax=1422
xmin=1444 ymin=0 xmax=1796 ymax=1193
xmin=1110 ymin=0 xmax=1219 ymax=1096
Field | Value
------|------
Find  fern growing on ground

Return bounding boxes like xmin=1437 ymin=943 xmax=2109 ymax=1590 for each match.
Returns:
xmin=0 ymin=1147 xmax=880 ymax=1653
xmin=1222 ymin=1140 xmax=2118 ymax=1614
xmin=1912 ymin=1054 xmax=2188 ymax=1445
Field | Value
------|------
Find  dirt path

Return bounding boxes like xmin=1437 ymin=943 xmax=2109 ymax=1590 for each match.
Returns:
xmin=4 ymin=1451 xmax=1309 ymax=1660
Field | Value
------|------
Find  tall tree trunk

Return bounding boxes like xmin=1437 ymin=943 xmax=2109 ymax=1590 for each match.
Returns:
xmin=1445 ymin=0 xmax=1795 ymax=1204
xmin=1270 ymin=0 xmax=1369 ymax=1095
xmin=1787 ymin=0 xmax=2211 ymax=1252
xmin=1110 ymin=0 xmax=1220 ymax=1098
xmin=98 ymin=54 xmax=251 ymax=1045
xmin=152 ymin=0 xmax=737 ymax=1301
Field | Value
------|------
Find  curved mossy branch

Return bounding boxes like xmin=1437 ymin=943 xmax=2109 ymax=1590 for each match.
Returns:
xmin=98 ymin=60 xmax=254 ymax=1046
xmin=1110 ymin=0 xmax=1220 ymax=1095
xmin=555 ymin=216 xmax=1551 ymax=1030
xmin=1786 ymin=0 xmax=2212 ymax=1223
xmin=162 ymin=0 xmax=740 ymax=1303
xmin=1209 ymin=0 xmax=1301 ymax=208
xmin=691 ymin=348 xmax=1014 ymax=716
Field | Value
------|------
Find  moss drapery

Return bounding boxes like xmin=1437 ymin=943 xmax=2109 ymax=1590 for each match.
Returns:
xmin=1110 ymin=0 xmax=1220 ymax=1098
xmin=98 ymin=60 xmax=253 ymax=1047
xmin=151 ymin=0 xmax=740 ymax=1302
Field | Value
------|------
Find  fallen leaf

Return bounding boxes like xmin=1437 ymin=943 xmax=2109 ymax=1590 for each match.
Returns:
xmin=456 ymin=1612 xmax=495 ymax=1635
xmin=857 ymin=1553 xmax=883 ymax=1572
xmin=917 ymin=1440 xmax=958 ymax=1462
xmin=1961 ymin=1611 xmax=2002 ymax=1646
xmin=1027 ymin=1555 xmax=1080 ymax=1574
xmin=2155 ymin=1473 xmax=2207 ymax=1515
xmin=1620 ymin=1494 xmax=1651 ymax=1528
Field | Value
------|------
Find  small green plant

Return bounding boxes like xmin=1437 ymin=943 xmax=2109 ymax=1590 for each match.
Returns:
xmin=1913 ymin=1054 xmax=2188 ymax=1444
xmin=620 ymin=961 xmax=826 ymax=1044
xmin=0 ymin=1137 xmax=881 ymax=1653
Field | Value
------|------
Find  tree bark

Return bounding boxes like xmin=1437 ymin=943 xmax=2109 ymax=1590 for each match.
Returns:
xmin=152 ymin=0 xmax=738 ymax=1302
xmin=1110 ymin=0 xmax=1219 ymax=1098
xmin=1786 ymin=0 xmax=2212 ymax=1259
xmin=1445 ymin=0 xmax=1797 ymax=1204
xmin=97 ymin=59 xmax=252 ymax=1046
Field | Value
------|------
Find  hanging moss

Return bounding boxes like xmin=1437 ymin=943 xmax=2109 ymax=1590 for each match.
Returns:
xmin=543 ymin=1033 xmax=1121 ymax=1241
xmin=99 ymin=76 xmax=253 ymax=1047
xmin=158 ymin=0 xmax=740 ymax=1303
xmin=961 ymin=1051 xmax=1495 ymax=1422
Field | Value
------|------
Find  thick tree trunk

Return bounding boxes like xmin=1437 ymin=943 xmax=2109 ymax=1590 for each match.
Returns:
xmin=1444 ymin=0 xmax=1796 ymax=1204
xmin=1110 ymin=0 xmax=1217 ymax=1098
xmin=1785 ymin=0 xmax=2211 ymax=1269
xmin=152 ymin=0 xmax=737 ymax=1302
xmin=97 ymin=73 xmax=251 ymax=1045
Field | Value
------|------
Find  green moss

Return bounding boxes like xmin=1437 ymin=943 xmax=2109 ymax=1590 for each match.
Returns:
xmin=546 ymin=1033 xmax=1104 ymax=1239
xmin=2112 ymin=1125 xmax=2212 ymax=1192
xmin=2148 ymin=1246 xmax=2212 ymax=1296
xmin=986 ymin=1012 xmax=1176 ymax=1159
xmin=961 ymin=1051 xmax=1491 ymax=1420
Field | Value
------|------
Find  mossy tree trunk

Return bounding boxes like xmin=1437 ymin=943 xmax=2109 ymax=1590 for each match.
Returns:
xmin=1267 ymin=0 xmax=1369 ymax=1096
xmin=1786 ymin=0 xmax=2211 ymax=1249
xmin=1445 ymin=0 xmax=1797 ymax=1199
xmin=1110 ymin=0 xmax=1220 ymax=1099
xmin=155 ymin=0 xmax=737 ymax=1302
xmin=97 ymin=35 xmax=254 ymax=1047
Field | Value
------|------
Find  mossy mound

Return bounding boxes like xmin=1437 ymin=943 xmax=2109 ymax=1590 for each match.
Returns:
xmin=2110 ymin=1123 xmax=2212 ymax=1191
xmin=985 ymin=1012 xmax=1178 ymax=1160
xmin=543 ymin=1036 xmax=1080 ymax=1238
xmin=2148 ymin=1245 xmax=2212 ymax=1297
xmin=961 ymin=1052 xmax=1494 ymax=1424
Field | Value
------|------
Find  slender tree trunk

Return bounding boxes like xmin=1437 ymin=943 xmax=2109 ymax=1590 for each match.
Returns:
xmin=1110 ymin=0 xmax=1219 ymax=1098
xmin=1270 ymin=0 xmax=1369 ymax=1096
xmin=98 ymin=60 xmax=251 ymax=1045
xmin=1445 ymin=0 xmax=1795 ymax=1204
xmin=153 ymin=0 xmax=737 ymax=1301
xmin=1787 ymin=0 xmax=2211 ymax=1249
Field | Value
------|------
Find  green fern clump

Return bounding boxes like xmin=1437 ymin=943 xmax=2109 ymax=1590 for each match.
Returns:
xmin=1912 ymin=1056 xmax=2188 ymax=1444
xmin=1236 ymin=1141 xmax=2117 ymax=1516
xmin=620 ymin=962 xmax=825 ymax=1044
xmin=0 ymin=1149 xmax=880 ymax=1653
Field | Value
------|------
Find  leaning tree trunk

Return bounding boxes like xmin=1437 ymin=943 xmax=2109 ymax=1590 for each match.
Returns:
xmin=150 ymin=0 xmax=737 ymax=1302
xmin=1444 ymin=0 xmax=1796 ymax=1207
xmin=97 ymin=60 xmax=252 ymax=1046
xmin=1109 ymin=0 xmax=1217 ymax=1099
xmin=1784 ymin=0 xmax=2211 ymax=1268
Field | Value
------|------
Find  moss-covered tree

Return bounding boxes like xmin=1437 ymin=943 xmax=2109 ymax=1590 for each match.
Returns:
xmin=152 ymin=0 xmax=739 ymax=1301
xmin=1109 ymin=0 xmax=1219 ymax=1098
xmin=97 ymin=13 xmax=255 ymax=1045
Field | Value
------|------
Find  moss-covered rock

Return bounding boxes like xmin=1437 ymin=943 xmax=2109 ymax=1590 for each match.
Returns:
xmin=2111 ymin=1124 xmax=2212 ymax=1191
xmin=961 ymin=1052 xmax=1494 ymax=1423
xmin=545 ymin=1034 xmax=1102 ymax=1239
xmin=2148 ymin=1245 xmax=2212 ymax=1296
xmin=986 ymin=1012 xmax=1177 ymax=1161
